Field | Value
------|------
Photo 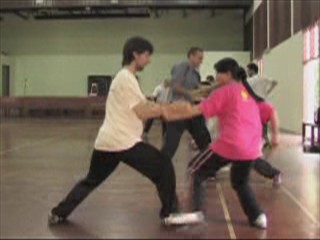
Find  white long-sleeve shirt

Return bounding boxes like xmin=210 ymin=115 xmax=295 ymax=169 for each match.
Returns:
xmin=152 ymin=84 xmax=170 ymax=103
xmin=248 ymin=75 xmax=276 ymax=99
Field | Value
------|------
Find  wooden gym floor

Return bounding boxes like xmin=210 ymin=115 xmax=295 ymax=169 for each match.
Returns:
xmin=0 ymin=119 xmax=319 ymax=239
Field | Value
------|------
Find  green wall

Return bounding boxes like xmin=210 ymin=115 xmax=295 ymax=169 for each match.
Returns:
xmin=262 ymin=32 xmax=304 ymax=133
xmin=10 ymin=54 xmax=188 ymax=96
xmin=0 ymin=9 xmax=245 ymax=96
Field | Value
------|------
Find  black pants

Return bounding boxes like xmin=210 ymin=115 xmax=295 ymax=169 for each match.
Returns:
xmin=188 ymin=148 xmax=263 ymax=222
xmin=52 ymin=142 xmax=178 ymax=219
xmin=144 ymin=118 xmax=167 ymax=136
xmin=161 ymin=115 xmax=211 ymax=159
xmin=253 ymin=158 xmax=280 ymax=179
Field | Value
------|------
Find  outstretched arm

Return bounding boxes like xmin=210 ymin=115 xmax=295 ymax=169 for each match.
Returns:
xmin=266 ymin=79 xmax=278 ymax=96
xmin=270 ymin=109 xmax=280 ymax=146
xmin=133 ymin=101 xmax=163 ymax=121
xmin=161 ymin=102 xmax=202 ymax=121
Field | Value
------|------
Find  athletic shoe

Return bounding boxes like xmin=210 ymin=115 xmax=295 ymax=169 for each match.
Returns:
xmin=208 ymin=176 xmax=216 ymax=181
xmin=251 ymin=213 xmax=267 ymax=229
xmin=48 ymin=212 xmax=66 ymax=226
xmin=162 ymin=212 xmax=205 ymax=226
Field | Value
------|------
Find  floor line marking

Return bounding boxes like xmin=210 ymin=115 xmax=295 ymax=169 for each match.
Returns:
xmin=217 ymin=182 xmax=237 ymax=240
xmin=280 ymin=185 xmax=320 ymax=227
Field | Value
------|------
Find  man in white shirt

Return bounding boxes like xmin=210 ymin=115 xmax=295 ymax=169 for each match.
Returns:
xmin=247 ymin=63 xmax=278 ymax=146
xmin=48 ymin=37 xmax=203 ymax=226
xmin=143 ymin=79 xmax=170 ymax=137
xmin=247 ymin=63 xmax=277 ymax=99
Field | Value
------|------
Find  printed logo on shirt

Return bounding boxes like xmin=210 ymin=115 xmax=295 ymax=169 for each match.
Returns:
xmin=241 ymin=90 xmax=249 ymax=100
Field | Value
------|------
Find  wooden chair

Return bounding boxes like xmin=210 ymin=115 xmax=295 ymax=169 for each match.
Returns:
xmin=302 ymin=109 xmax=320 ymax=153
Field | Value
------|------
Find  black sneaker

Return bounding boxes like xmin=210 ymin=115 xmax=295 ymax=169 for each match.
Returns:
xmin=48 ymin=212 xmax=66 ymax=226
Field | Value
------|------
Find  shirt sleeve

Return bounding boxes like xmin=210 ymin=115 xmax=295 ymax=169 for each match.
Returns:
xmin=152 ymin=85 xmax=161 ymax=98
xmin=247 ymin=77 xmax=256 ymax=87
xmin=123 ymin=76 xmax=146 ymax=109
xmin=258 ymin=102 xmax=274 ymax=124
xmin=199 ymin=87 xmax=226 ymax=119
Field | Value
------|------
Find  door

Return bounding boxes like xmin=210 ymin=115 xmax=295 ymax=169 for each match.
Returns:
xmin=2 ymin=65 xmax=10 ymax=96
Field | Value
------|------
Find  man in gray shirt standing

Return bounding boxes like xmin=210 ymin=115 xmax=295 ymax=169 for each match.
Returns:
xmin=161 ymin=47 xmax=211 ymax=160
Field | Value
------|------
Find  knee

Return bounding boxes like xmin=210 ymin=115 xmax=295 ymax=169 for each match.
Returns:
xmin=85 ymin=179 xmax=100 ymax=187
xmin=231 ymin=178 xmax=247 ymax=192
xmin=83 ymin=175 xmax=103 ymax=188
xmin=193 ymin=172 xmax=206 ymax=186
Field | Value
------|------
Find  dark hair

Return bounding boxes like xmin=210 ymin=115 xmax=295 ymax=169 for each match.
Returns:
xmin=206 ymin=75 xmax=215 ymax=82
xmin=237 ymin=67 xmax=247 ymax=82
xmin=238 ymin=66 xmax=264 ymax=102
xmin=247 ymin=63 xmax=259 ymax=74
xmin=187 ymin=47 xmax=203 ymax=58
xmin=214 ymin=58 xmax=240 ymax=79
xmin=122 ymin=36 xmax=154 ymax=66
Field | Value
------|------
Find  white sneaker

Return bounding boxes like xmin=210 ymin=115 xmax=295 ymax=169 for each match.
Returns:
xmin=162 ymin=212 xmax=205 ymax=226
xmin=252 ymin=213 xmax=267 ymax=229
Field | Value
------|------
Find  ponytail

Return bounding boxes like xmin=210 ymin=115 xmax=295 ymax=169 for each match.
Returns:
xmin=237 ymin=67 xmax=264 ymax=102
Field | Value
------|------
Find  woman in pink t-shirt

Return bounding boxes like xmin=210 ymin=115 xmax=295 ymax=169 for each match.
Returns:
xmin=162 ymin=58 xmax=268 ymax=229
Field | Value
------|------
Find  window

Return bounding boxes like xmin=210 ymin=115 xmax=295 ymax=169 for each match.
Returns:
xmin=303 ymin=21 xmax=319 ymax=124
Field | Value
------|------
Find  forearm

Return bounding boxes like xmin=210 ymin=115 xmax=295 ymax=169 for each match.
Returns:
xmin=191 ymin=86 xmax=212 ymax=97
xmin=270 ymin=111 xmax=279 ymax=134
xmin=162 ymin=103 xmax=202 ymax=121
xmin=270 ymin=110 xmax=280 ymax=145
xmin=190 ymin=83 xmax=222 ymax=101
xmin=173 ymin=83 xmax=192 ymax=99
xmin=133 ymin=101 xmax=163 ymax=120
xmin=266 ymin=81 xmax=277 ymax=95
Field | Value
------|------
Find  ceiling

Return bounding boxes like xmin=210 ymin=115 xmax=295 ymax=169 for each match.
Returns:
xmin=0 ymin=0 xmax=253 ymax=20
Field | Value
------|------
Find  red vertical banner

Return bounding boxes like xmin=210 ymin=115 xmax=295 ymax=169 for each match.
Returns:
xmin=303 ymin=21 xmax=320 ymax=124
xmin=304 ymin=22 xmax=320 ymax=63
xmin=314 ymin=23 xmax=319 ymax=58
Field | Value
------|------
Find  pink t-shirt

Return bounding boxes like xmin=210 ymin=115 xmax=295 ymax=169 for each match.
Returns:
xmin=199 ymin=82 xmax=262 ymax=161
xmin=258 ymin=101 xmax=274 ymax=124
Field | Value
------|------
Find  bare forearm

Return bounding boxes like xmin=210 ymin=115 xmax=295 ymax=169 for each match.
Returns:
xmin=190 ymin=83 xmax=222 ymax=101
xmin=270 ymin=111 xmax=279 ymax=134
xmin=267 ymin=81 xmax=277 ymax=95
xmin=133 ymin=101 xmax=162 ymax=120
xmin=270 ymin=110 xmax=280 ymax=145
xmin=173 ymin=84 xmax=192 ymax=99
xmin=162 ymin=103 xmax=202 ymax=121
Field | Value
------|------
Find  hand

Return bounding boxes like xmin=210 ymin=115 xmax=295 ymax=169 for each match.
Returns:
xmin=191 ymin=95 xmax=205 ymax=103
